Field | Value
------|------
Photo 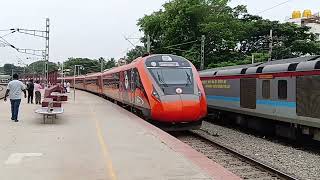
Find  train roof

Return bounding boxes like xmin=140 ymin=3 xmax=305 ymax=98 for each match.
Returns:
xmin=200 ymin=63 xmax=262 ymax=77
xmin=260 ymin=55 xmax=320 ymax=66
xmin=86 ymin=72 xmax=102 ymax=78
xmin=199 ymin=55 xmax=320 ymax=77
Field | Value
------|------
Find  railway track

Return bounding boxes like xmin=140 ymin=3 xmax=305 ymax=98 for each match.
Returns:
xmin=174 ymin=130 xmax=300 ymax=180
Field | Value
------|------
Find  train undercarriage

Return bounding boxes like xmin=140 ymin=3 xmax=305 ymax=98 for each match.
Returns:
xmin=208 ymin=107 xmax=320 ymax=143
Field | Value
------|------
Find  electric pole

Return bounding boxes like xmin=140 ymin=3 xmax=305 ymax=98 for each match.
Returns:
xmin=252 ymin=54 xmax=255 ymax=64
xmin=100 ymin=58 xmax=104 ymax=72
xmin=200 ymin=35 xmax=205 ymax=70
xmin=44 ymin=18 xmax=50 ymax=86
xmin=5 ymin=18 xmax=50 ymax=85
xmin=61 ymin=61 xmax=64 ymax=84
xmin=147 ymin=34 xmax=151 ymax=53
xmin=268 ymin=29 xmax=273 ymax=62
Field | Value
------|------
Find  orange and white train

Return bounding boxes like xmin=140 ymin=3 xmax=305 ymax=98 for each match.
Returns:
xmin=61 ymin=54 xmax=207 ymax=130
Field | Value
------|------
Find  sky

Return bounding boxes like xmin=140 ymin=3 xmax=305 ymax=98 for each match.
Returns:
xmin=0 ymin=0 xmax=319 ymax=66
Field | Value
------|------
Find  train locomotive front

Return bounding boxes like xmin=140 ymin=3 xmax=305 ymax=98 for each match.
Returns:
xmin=141 ymin=55 xmax=207 ymax=129
xmin=60 ymin=54 xmax=206 ymax=130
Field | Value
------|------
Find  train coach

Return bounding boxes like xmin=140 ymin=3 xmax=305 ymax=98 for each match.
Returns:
xmin=200 ymin=56 xmax=320 ymax=141
xmin=62 ymin=54 xmax=207 ymax=130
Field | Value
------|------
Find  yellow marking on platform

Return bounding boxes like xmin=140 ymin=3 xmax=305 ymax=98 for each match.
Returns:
xmin=90 ymin=106 xmax=117 ymax=180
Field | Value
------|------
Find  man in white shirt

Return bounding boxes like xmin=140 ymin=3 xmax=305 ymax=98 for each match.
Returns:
xmin=66 ymin=82 xmax=71 ymax=93
xmin=4 ymin=74 xmax=27 ymax=122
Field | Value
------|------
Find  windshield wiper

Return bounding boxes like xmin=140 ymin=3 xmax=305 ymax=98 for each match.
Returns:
xmin=185 ymin=71 xmax=192 ymax=86
xmin=156 ymin=71 xmax=168 ymax=87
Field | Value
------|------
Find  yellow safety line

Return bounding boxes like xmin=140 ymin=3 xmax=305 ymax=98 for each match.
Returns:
xmin=90 ymin=107 xmax=117 ymax=180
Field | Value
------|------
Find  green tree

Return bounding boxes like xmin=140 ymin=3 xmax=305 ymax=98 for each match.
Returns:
xmin=63 ymin=57 xmax=101 ymax=76
xmin=105 ymin=58 xmax=116 ymax=69
xmin=136 ymin=0 xmax=320 ymax=69
xmin=126 ymin=46 xmax=146 ymax=63
xmin=98 ymin=57 xmax=106 ymax=71
xmin=26 ymin=61 xmax=58 ymax=75
xmin=3 ymin=64 xmax=16 ymax=75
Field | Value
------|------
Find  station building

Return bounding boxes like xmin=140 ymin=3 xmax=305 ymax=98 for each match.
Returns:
xmin=286 ymin=10 xmax=320 ymax=40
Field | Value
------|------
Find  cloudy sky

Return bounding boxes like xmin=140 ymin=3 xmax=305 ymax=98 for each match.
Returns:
xmin=0 ymin=0 xmax=319 ymax=66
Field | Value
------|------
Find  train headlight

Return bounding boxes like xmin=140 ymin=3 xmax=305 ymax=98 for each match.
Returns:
xmin=197 ymin=86 xmax=202 ymax=99
xmin=152 ymin=88 xmax=161 ymax=101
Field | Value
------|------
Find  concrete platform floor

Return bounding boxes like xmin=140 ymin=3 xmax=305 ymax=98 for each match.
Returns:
xmin=0 ymin=90 xmax=238 ymax=180
xmin=0 ymin=85 xmax=5 ymax=98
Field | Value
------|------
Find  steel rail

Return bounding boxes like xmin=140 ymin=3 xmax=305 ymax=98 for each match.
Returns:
xmin=188 ymin=130 xmax=300 ymax=180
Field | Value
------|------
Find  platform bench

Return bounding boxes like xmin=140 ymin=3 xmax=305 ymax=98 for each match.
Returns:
xmin=41 ymin=98 xmax=62 ymax=108
xmin=44 ymin=85 xmax=67 ymax=102
xmin=35 ymin=107 xmax=64 ymax=124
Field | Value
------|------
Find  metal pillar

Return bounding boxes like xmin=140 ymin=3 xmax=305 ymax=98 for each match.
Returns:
xmin=44 ymin=18 xmax=50 ymax=86
xmin=101 ymin=60 xmax=104 ymax=72
xmin=147 ymin=34 xmax=151 ymax=53
xmin=74 ymin=65 xmax=76 ymax=102
xmin=268 ymin=29 xmax=273 ymax=62
xmin=200 ymin=35 xmax=205 ymax=70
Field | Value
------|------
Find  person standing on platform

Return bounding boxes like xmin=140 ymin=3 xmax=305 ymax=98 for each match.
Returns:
xmin=4 ymin=74 xmax=27 ymax=122
xmin=66 ymin=82 xmax=71 ymax=93
xmin=34 ymin=80 xmax=43 ymax=105
xmin=63 ymin=81 xmax=67 ymax=93
xmin=27 ymin=79 xmax=34 ymax=104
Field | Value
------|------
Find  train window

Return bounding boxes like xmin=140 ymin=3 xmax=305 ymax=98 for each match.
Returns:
xmin=130 ymin=70 xmax=135 ymax=91
xmin=135 ymin=70 xmax=141 ymax=88
xmin=278 ymin=80 xmax=287 ymax=100
xmin=262 ymin=80 xmax=270 ymax=99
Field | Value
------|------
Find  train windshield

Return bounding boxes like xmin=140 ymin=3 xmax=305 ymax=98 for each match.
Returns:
xmin=149 ymin=68 xmax=193 ymax=86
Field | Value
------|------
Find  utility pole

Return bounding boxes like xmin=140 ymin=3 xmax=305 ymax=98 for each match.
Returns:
xmin=100 ymin=59 xmax=104 ymax=72
xmin=252 ymin=54 xmax=255 ymax=64
xmin=73 ymin=65 xmax=76 ymax=102
xmin=268 ymin=29 xmax=273 ymax=62
xmin=44 ymin=18 xmax=50 ymax=86
xmin=7 ymin=19 xmax=50 ymax=84
xmin=147 ymin=34 xmax=151 ymax=53
xmin=200 ymin=35 xmax=205 ymax=70
xmin=61 ymin=61 xmax=64 ymax=84
xmin=74 ymin=65 xmax=83 ymax=101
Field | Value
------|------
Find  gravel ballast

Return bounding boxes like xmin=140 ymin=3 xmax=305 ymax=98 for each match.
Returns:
xmin=200 ymin=121 xmax=320 ymax=180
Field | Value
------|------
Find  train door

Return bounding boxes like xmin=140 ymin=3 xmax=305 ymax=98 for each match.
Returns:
xmin=130 ymin=69 xmax=136 ymax=106
xmin=240 ymin=78 xmax=256 ymax=109
xmin=118 ymin=72 xmax=124 ymax=101
xmin=121 ymin=70 xmax=131 ymax=103
xmin=297 ymin=75 xmax=320 ymax=118
xmin=97 ymin=75 xmax=101 ymax=94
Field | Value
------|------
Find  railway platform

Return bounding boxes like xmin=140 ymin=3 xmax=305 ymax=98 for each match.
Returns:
xmin=0 ymin=90 xmax=239 ymax=180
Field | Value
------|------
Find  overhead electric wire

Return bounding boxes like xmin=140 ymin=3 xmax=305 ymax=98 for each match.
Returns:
xmin=161 ymin=40 xmax=198 ymax=49
xmin=165 ymin=47 xmax=199 ymax=54
xmin=0 ymin=30 xmax=16 ymax=39
xmin=0 ymin=36 xmax=15 ymax=48
xmin=256 ymin=0 xmax=294 ymax=15
xmin=0 ymin=29 xmax=13 ymax=31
